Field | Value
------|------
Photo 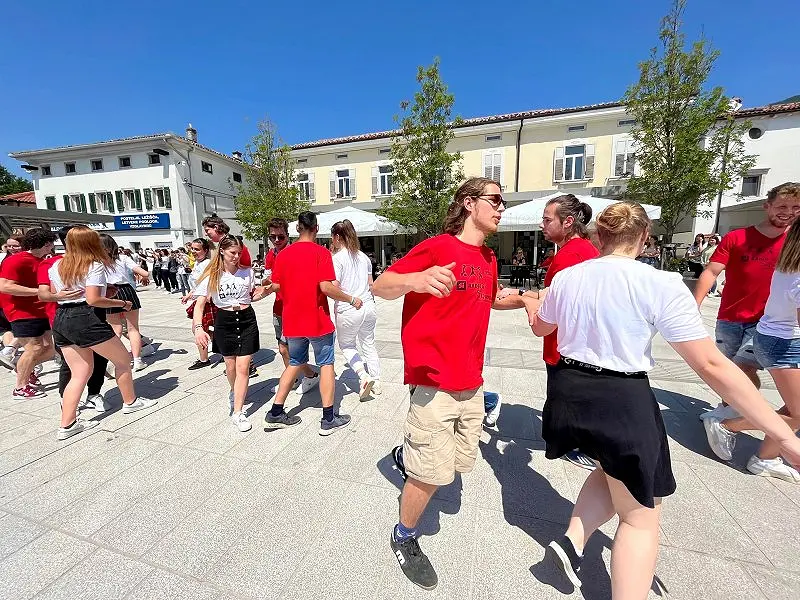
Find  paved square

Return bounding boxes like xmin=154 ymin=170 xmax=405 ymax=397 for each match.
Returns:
xmin=0 ymin=288 xmax=798 ymax=599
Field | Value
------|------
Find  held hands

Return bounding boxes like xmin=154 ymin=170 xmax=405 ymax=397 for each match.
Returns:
xmin=251 ymin=285 xmax=272 ymax=302
xmin=194 ymin=327 xmax=211 ymax=349
xmin=409 ymin=262 xmax=457 ymax=298
xmin=496 ymin=287 xmax=518 ymax=300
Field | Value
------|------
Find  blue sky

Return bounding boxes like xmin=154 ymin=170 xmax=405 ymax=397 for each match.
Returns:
xmin=2 ymin=0 xmax=797 ymax=177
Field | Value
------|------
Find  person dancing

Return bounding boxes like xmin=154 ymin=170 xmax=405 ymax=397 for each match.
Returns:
xmin=182 ymin=238 xmax=215 ymax=370
xmin=526 ymin=202 xmax=800 ymax=598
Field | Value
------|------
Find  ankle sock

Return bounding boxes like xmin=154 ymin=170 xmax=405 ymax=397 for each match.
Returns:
xmin=270 ymin=403 xmax=285 ymax=417
xmin=322 ymin=406 xmax=334 ymax=422
xmin=393 ymin=523 xmax=418 ymax=542
xmin=62 ymin=419 xmax=77 ymax=430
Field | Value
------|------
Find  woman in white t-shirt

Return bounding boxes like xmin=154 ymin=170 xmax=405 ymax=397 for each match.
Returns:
xmin=193 ymin=235 xmax=269 ymax=432
xmin=705 ymin=216 xmax=800 ymax=482
xmin=527 ymin=202 xmax=800 ymax=598
xmin=330 ymin=220 xmax=380 ymax=399
xmin=181 ymin=238 xmax=214 ymax=370
xmin=49 ymin=227 xmax=157 ymax=441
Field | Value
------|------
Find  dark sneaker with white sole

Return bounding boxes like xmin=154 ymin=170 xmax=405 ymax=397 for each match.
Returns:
xmin=562 ymin=450 xmax=596 ymax=471
xmin=390 ymin=532 xmax=438 ymax=590
xmin=319 ymin=413 xmax=351 ymax=436
xmin=546 ymin=535 xmax=583 ymax=589
xmin=392 ymin=445 xmax=407 ymax=481
xmin=263 ymin=411 xmax=302 ymax=430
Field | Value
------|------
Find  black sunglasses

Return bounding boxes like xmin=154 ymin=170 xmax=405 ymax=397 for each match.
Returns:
xmin=269 ymin=234 xmax=287 ymax=241
xmin=474 ymin=194 xmax=507 ymax=210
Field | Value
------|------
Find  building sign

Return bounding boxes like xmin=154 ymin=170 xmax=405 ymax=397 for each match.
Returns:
xmin=114 ymin=213 xmax=171 ymax=230
xmin=154 ymin=241 xmax=173 ymax=249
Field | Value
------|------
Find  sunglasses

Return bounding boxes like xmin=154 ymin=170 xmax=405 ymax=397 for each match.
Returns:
xmin=269 ymin=234 xmax=287 ymax=242
xmin=474 ymin=194 xmax=507 ymax=210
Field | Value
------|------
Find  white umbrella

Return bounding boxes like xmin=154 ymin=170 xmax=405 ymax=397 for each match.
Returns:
xmin=498 ymin=193 xmax=662 ymax=232
xmin=288 ymin=206 xmax=412 ymax=238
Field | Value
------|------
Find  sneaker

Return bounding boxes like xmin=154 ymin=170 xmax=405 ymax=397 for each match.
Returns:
xmin=296 ymin=372 xmax=320 ymax=396
xmin=319 ymin=413 xmax=351 ymax=436
xmin=33 ymin=364 xmax=43 ymax=377
xmin=90 ymin=394 xmax=112 ymax=413
xmin=746 ymin=455 xmax=800 ymax=483
xmin=28 ymin=373 xmax=42 ymax=387
xmin=105 ymin=363 xmax=116 ymax=379
xmin=562 ymin=450 xmax=596 ymax=471
xmin=546 ymin=535 xmax=583 ymax=589
xmin=703 ymin=418 xmax=737 ymax=461
xmin=263 ymin=411 xmax=302 ymax=430
xmin=700 ymin=403 xmax=740 ymax=422
xmin=122 ymin=397 xmax=158 ymax=414
xmin=141 ymin=336 xmax=154 ymax=346
xmin=372 ymin=380 xmax=383 ymax=395
xmin=57 ymin=419 xmax=99 ymax=441
xmin=359 ymin=376 xmax=375 ymax=401
xmin=187 ymin=359 xmax=211 ymax=371
xmin=133 ymin=358 xmax=146 ymax=372
xmin=140 ymin=344 xmax=156 ymax=357
xmin=0 ymin=348 xmax=16 ymax=370
xmin=392 ymin=445 xmax=408 ymax=481
xmin=231 ymin=411 xmax=252 ymax=432
xmin=248 ymin=363 xmax=258 ymax=378
xmin=12 ymin=385 xmax=45 ymax=399
xmin=78 ymin=394 xmax=95 ymax=410
xmin=484 ymin=392 xmax=503 ymax=427
xmin=53 ymin=353 xmax=63 ymax=368
xmin=390 ymin=532 xmax=438 ymax=590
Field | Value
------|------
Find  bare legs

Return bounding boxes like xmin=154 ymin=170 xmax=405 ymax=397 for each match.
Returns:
xmin=15 ymin=333 xmax=54 ymax=389
xmin=398 ymin=477 xmax=438 ymax=529
xmin=224 ymin=355 xmax=252 ymax=413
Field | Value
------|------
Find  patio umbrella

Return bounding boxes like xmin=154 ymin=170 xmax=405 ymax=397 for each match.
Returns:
xmin=288 ymin=206 xmax=412 ymax=238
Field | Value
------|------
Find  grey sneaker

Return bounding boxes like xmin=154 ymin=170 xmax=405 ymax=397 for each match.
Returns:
xmin=57 ymin=419 xmax=99 ymax=441
xmin=390 ymin=531 xmax=438 ymax=590
xmin=319 ymin=413 xmax=351 ymax=436
xmin=704 ymin=418 xmax=736 ymax=461
xmin=122 ymin=397 xmax=158 ymax=414
xmin=263 ymin=411 xmax=302 ymax=430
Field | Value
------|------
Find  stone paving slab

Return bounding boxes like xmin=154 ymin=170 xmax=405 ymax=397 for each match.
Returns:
xmin=0 ymin=287 xmax=797 ymax=599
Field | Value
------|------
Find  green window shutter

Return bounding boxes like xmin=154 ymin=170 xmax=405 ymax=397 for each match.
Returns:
xmin=79 ymin=193 xmax=87 ymax=213
xmin=164 ymin=187 xmax=172 ymax=209
xmin=134 ymin=189 xmax=142 ymax=211
xmin=143 ymin=189 xmax=153 ymax=210
xmin=63 ymin=195 xmax=71 ymax=211
xmin=107 ymin=193 xmax=115 ymax=213
xmin=88 ymin=193 xmax=97 ymax=213
xmin=115 ymin=190 xmax=124 ymax=212
xmin=46 ymin=196 xmax=56 ymax=210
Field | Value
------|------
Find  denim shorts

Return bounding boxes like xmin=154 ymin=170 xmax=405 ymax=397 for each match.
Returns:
xmin=287 ymin=332 xmax=335 ymax=366
xmin=715 ymin=320 xmax=760 ymax=368
xmin=753 ymin=331 xmax=800 ymax=369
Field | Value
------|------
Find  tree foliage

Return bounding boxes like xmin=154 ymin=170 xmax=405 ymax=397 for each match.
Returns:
xmin=235 ymin=119 xmax=309 ymax=242
xmin=0 ymin=164 xmax=33 ymax=196
xmin=380 ymin=58 xmax=463 ymax=238
xmin=623 ymin=0 xmax=756 ymax=239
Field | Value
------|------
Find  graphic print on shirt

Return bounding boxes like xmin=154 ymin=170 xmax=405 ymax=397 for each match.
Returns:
xmin=454 ymin=263 xmax=494 ymax=303
xmin=217 ymin=280 xmax=249 ymax=301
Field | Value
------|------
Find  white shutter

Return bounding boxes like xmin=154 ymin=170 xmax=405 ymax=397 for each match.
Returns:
xmin=349 ymin=168 xmax=357 ymax=198
xmin=584 ymin=144 xmax=595 ymax=180
xmin=329 ymin=170 xmax=336 ymax=199
xmin=483 ymin=153 xmax=493 ymax=179
xmin=308 ymin=172 xmax=315 ymax=200
xmin=371 ymin=166 xmax=379 ymax=196
xmin=492 ymin=151 xmax=502 ymax=185
xmin=553 ymin=147 xmax=565 ymax=181
xmin=614 ymin=140 xmax=626 ymax=176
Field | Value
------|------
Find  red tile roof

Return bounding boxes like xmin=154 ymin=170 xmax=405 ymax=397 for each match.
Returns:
xmin=734 ymin=101 xmax=800 ymax=118
xmin=0 ymin=191 xmax=36 ymax=204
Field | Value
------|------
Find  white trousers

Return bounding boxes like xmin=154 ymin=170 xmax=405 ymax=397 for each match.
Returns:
xmin=335 ymin=301 xmax=380 ymax=380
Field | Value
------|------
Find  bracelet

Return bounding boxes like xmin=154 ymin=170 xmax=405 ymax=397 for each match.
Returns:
xmin=349 ymin=296 xmax=356 ymax=306
xmin=193 ymin=324 xmax=203 ymax=331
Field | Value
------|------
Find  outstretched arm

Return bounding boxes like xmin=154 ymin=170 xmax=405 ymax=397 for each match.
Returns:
xmin=372 ymin=262 xmax=457 ymax=300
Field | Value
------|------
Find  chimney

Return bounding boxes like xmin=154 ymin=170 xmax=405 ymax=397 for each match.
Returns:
xmin=186 ymin=123 xmax=197 ymax=142
xmin=232 ymin=150 xmax=243 ymax=161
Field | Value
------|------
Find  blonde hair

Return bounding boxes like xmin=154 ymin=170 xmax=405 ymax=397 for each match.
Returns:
xmin=443 ymin=177 xmax=497 ymax=235
xmin=776 ymin=218 xmax=800 ymax=272
xmin=197 ymin=235 xmax=240 ymax=293
xmin=58 ymin=226 xmax=113 ymax=287
xmin=595 ymin=202 xmax=651 ymax=253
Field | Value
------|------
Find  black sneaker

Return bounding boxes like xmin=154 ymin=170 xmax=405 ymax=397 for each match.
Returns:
xmin=248 ymin=363 xmax=258 ymax=378
xmin=392 ymin=445 xmax=407 ymax=481
xmin=546 ymin=535 xmax=583 ymax=589
xmin=390 ymin=531 xmax=438 ymax=590
xmin=187 ymin=359 xmax=211 ymax=371
xmin=319 ymin=413 xmax=351 ymax=436
xmin=562 ymin=450 xmax=596 ymax=471
xmin=263 ymin=411 xmax=302 ymax=430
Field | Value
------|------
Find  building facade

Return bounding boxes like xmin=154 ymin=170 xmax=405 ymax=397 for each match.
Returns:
xmin=9 ymin=125 xmax=254 ymax=255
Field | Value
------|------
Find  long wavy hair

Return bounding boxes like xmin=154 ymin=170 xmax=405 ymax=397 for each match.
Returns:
xmin=197 ymin=235 xmax=240 ymax=293
xmin=443 ymin=177 xmax=496 ymax=235
xmin=58 ymin=226 xmax=112 ymax=287
xmin=331 ymin=219 xmax=360 ymax=254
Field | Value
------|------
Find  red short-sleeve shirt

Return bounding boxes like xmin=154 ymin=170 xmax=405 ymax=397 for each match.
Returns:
xmin=36 ymin=255 xmax=62 ymax=325
xmin=0 ymin=252 xmax=48 ymax=321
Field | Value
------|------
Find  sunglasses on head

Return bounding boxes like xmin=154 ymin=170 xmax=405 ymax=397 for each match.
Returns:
xmin=269 ymin=234 xmax=287 ymax=242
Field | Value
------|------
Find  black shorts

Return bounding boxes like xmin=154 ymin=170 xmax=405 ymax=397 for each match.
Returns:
xmin=212 ymin=306 xmax=259 ymax=357
xmin=52 ymin=303 xmax=115 ymax=348
xmin=0 ymin=308 xmax=11 ymax=334
xmin=106 ymin=283 xmax=142 ymax=314
xmin=543 ymin=359 xmax=676 ymax=508
xmin=10 ymin=318 xmax=51 ymax=339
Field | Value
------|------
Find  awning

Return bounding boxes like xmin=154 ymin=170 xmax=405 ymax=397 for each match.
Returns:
xmin=289 ymin=206 xmax=413 ymax=238
xmin=0 ymin=205 xmax=114 ymax=235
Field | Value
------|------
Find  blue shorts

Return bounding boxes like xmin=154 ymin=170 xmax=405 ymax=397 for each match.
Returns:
xmin=287 ymin=333 xmax=335 ymax=367
xmin=715 ymin=320 xmax=759 ymax=368
xmin=753 ymin=331 xmax=800 ymax=370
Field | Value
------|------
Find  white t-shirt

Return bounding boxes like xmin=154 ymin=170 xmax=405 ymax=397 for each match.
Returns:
xmin=106 ymin=255 xmax=139 ymax=285
xmin=757 ymin=270 xmax=800 ymax=339
xmin=193 ymin=267 xmax=254 ymax=308
xmin=538 ymin=256 xmax=708 ymax=372
xmin=188 ymin=258 xmax=211 ymax=291
xmin=49 ymin=261 xmax=107 ymax=304
xmin=332 ymin=250 xmax=373 ymax=313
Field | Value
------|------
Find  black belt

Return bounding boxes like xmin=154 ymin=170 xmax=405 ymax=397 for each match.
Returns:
xmin=58 ymin=301 xmax=88 ymax=308
xmin=559 ymin=357 xmax=647 ymax=378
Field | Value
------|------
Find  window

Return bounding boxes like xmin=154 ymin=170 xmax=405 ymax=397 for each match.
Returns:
xmin=119 ymin=156 xmax=131 ymax=168
xmin=554 ymin=144 xmax=595 ymax=181
xmin=742 ymin=174 xmax=762 ymax=197
xmin=296 ymin=158 xmax=308 ymax=164
xmin=330 ymin=168 xmax=356 ymax=199
xmin=485 ymin=134 xmax=502 ymax=142
xmin=201 ymin=161 xmax=213 ymax=174
xmin=96 ymin=192 xmax=114 ymax=212
xmin=45 ymin=195 xmax=56 ymax=210
xmin=296 ymin=172 xmax=315 ymax=201
xmin=122 ymin=189 xmax=142 ymax=211
xmin=379 ymin=148 xmax=391 ymax=155
xmin=41 ymin=165 xmax=51 ymax=176
xmin=67 ymin=194 xmax=86 ymax=213
xmin=203 ymin=194 xmax=217 ymax=212
xmin=65 ymin=162 xmax=76 ymax=174
xmin=618 ymin=119 xmax=637 ymax=127
xmin=613 ymin=139 xmax=636 ymax=177
xmin=147 ymin=187 xmax=171 ymax=210
xmin=232 ymin=172 xmax=242 ymax=183
xmin=153 ymin=187 xmax=166 ymax=208
xmin=148 ymin=153 xmax=161 ymax=165
xmin=372 ymin=165 xmax=393 ymax=196
xmin=336 ymin=153 xmax=348 ymax=160
xmin=91 ymin=159 xmax=103 ymax=172
xmin=567 ymin=124 xmax=586 ymax=133
xmin=483 ymin=150 xmax=503 ymax=185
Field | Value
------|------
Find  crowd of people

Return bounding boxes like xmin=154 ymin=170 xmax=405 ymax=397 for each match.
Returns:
xmin=3 ymin=180 xmax=800 ymax=597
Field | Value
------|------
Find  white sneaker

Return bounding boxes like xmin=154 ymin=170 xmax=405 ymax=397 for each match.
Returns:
xmin=372 ymin=380 xmax=382 ymax=395
xmin=140 ymin=344 xmax=156 ymax=357
xmin=86 ymin=393 xmax=108 ymax=413
xmin=485 ymin=393 xmax=503 ymax=427
xmin=703 ymin=418 xmax=737 ymax=461
xmin=133 ymin=358 xmax=146 ymax=372
xmin=0 ymin=348 xmax=16 ymax=370
xmin=359 ymin=375 xmax=375 ymax=400
xmin=122 ymin=397 xmax=158 ymax=414
xmin=296 ymin=373 xmax=320 ymax=396
xmin=57 ymin=419 xmax=99 ymax=440
xmin=700 ymin=403 xmax=740 ymax=422
xmin=231 ymin=411 xmax=252 ymax=432
xmin=105 ymin=363 xmax=116 ymax=379
xmin=747 ymin=455 xmax=800 ymax=483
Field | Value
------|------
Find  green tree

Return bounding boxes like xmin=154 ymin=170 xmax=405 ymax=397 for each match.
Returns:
xmin=380 ymin=58 xmax=463 ymax=238
xmin=234 ymin=119 xmax=309 ymax=245
xmin=0 ymin=164 xmax=33 ymax=196
xmin=623 ymin=0 xmax=756 ymax=240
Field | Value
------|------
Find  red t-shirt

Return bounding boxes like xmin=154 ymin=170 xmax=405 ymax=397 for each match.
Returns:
xmin=542 ymin=237 xmax=600 ymax=365
xmin=240 ymin=245 xmax=252 ymax=267
xmin=264 ymin=247 xmax=283 ymax=316
xmin=388 ymin=234 xmax=498 ymax=391
xmin=711 ymin=226 xmax=786 ymax=323
xmin=540 ymin=256 xmax=553 ymax=269
xmin=36 ymin=255 xmax=62 ymax=325
xmin=272 ymin=241 xmax=336 ymax=337
xmin=0 ymin=252 xmax=48 ymax=321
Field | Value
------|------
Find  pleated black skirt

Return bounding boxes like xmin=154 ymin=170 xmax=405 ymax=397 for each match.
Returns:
xmin=106 ymin=283 xmax=142 ymax=314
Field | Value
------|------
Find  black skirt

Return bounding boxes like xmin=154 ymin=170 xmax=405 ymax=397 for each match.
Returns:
xmin=543 ymin=359 xmax=676 ymax=508
xmin=52 ymin=303 xmax=115 ymax=349
xmin=212 ymin=305 xmax=259 ymax=357
xmin=106 ymin=283 xmax=142 ymax=314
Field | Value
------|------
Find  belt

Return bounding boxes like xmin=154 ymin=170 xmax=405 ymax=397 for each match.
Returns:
xmin=58 ymin=301 xmax=88 ymax=308
xmin=559 ymin=357 xmax=647 ymax=378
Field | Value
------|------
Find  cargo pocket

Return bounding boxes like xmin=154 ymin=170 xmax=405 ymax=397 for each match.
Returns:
xmin=402 ymin=420 xmax=435 ymax=481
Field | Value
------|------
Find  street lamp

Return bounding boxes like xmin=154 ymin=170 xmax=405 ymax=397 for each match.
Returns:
xmin=711 ymin=97 xmax=743 ymax=234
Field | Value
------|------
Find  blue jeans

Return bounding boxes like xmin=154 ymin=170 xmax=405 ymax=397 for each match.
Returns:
xmin=287 ymin=333 xmax=336 ymax=367
xmin=715 ymin=320 xmax=759 ymax=367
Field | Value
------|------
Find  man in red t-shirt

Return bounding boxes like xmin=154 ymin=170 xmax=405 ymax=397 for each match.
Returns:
xmin=0 ymin=228 xmax=58 ymax=398
xmin=372 ymin=177 xmax=538 ymax=590
xmin=695 ymin=183 xmax=800 ymax=418
xmin=0 ymin=235 xmax=24 ymax=368
xmin=263 ymin=211 xmax=363 ymax=435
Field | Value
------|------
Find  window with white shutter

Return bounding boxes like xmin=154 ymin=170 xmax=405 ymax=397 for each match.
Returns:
xmin=584 ymin=144 xmax=595 ymax=180
xmin=334 ymin=168 xmax=355 ymax=198
xmin=613 ymin=139 xmax=636 ymax=177
xmin=372 ymin=164 xmax=394 ymax=196
xmin=562 ymin=145 xmax=585 ymax=181
xmin=553 ymin=147 xmax=565 ymax=182
xmin=296 ymin=172 xmax=315 ymax=201
xmin=483 ymin=150 xmax=503 ymax=186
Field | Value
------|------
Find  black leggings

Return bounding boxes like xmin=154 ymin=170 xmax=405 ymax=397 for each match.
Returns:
xmin=55 ymin=346 xmax=108 ymax=397
xmin=152 ymin=266 xmax=162 ymax=287
xmin=160 ymin=269 xmax=172 ymax=292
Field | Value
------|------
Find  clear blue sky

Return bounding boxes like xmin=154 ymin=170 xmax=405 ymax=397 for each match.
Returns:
xmin=2 ymin=0 xmax=797 ymax=177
